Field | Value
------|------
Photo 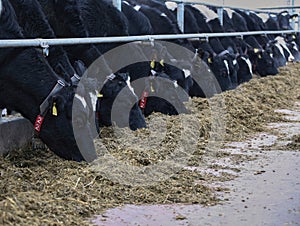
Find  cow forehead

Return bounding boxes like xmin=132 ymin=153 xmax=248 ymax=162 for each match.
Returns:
xmin=257 ymin=13 xmax=270 ymax=23
xmin=224 ymin=8 xmax=234 ymax=19
xmin=165 ymin=1 xmax=177 ymax=11
xmin=193 ymin=5 xmax=218 ymax=22
xmin=280 ymin=12 xmax=289 ymax=17
xmin=134 ymin=5 xmax=141 ymax=11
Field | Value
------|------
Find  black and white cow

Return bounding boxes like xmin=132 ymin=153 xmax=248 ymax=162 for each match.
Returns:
xmin=0 ymin=0 xmax=96 ymax=161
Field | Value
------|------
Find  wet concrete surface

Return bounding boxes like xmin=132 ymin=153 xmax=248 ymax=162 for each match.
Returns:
xmin=92 ymin=104 xmax=300 ymax=226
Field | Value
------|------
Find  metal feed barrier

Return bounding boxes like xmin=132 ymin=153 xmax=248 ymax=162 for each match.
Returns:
xmin=0 ymin=0 xmax=299 ymax=49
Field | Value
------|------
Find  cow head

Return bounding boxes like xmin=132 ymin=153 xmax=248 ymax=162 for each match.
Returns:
xmin=287 ymin=41 xmax=300 ymax=62
xmin=97 ymin=73 xmax=146 ymax=130
xmin=277 ymin=11 xmax=297 ymax=30
xmin=204 ymin=53 xmax=234 ymax=91
xmin=43 ymin=87 xmax=97 ymax=162
xmin=140 ymin=71 xmax=189 ymax=117
xmin=256 ymin=50 xmax=278 ymax=76
xmin=236 ymin=54 xmax=253 ymax=84
xmin=266 ymin=39 xmax=286 ymax=67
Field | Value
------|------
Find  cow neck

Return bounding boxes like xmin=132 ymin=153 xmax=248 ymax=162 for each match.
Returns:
xmin=0 ymin=47 xmax=25 ymax=67
xmin=34 ymin=79 xmax=66 ymax=136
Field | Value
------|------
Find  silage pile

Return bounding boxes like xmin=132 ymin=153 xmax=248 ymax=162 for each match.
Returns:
xmin=0 ymin=63 xmax=300 ymax=225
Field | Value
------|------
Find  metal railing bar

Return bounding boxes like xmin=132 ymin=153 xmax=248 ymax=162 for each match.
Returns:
xmin=0 ymin=30 xmax=296 ymax=49
xmin=258 ymin=6 xmax=300 ymax=10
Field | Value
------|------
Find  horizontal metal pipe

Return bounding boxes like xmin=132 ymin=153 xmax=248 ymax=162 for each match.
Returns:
xmin=258 ymin=6 xmax=300 ymax=10
xmin=0 ymin=30 xmax=296 ymax=49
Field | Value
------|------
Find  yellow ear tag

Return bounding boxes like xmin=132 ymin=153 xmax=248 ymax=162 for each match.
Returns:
xmin=97 ymin=93 xmax=103 ymax=98
xmin=293 ymin=35 xmax=296 ymax=39
xmin=208 ymin=58 xmax=213 ymax=64
xmin=293 ymin=16 xmax=297 ymax=20
xmin=258 ymin=54 xmax=262 ymax=59
xmin=254 ymin=48 xmax=259 ymax=54
xmin=150 ymin=60 xmax=155 ymax=69
xmin=52 ymin=102 xmax=58 ymax=116
xmin=150 ymin=82 xmax=155 ymax=93
xmin=159 ymin=59 xmax=164 ymax=67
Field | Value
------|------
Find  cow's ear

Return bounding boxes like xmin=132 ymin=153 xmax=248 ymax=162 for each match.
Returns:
xmin=254 ymin=48 xmax=260 ymax=54
xmin=291 ymin=14 xmax=298 ymax=20
xmin=159 ymin=59 xmax=165 ymax=67
xmin=52 ymin=95 xmax=66 ymax=116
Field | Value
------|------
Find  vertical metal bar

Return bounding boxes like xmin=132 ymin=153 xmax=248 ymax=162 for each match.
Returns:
xmin=177 ymin=3 xmax=185 ymax=33
xmin=298 ymin=13 xmax=300 ymax=32
xmin=217 ymin=7 xmax=224 ymax=26
xmin=290 ymin=0 xmax=295 ymax=30
xmin=112 ymin=0 xmax=122 ymax=11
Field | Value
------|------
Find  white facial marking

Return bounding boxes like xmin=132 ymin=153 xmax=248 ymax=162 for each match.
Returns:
xmin=75 ymin=94 xmax=87 ymax=109
xmin=165 ymin=2 xmax=177 ymax=11
xmin=173 ymin=80 xmax=179 ymax=88
xmin=224 ymin=8 xmax=234 ymax=19
xmin=107 ymin=73 xmax=116 ymax=80
xmin=134 ymin=5 xmax=141 ymax=11
xmin=123 ymin=1 xmax=130 ymax=6
xmin=241 ymin=57 xmax=253 ymax=75
xmin=160 ymin=13 xmax=167 ymax=17
xmin=281 ymin=12 xmax=289 ymax=16
xmin=257 ymin=13 xmax=269 ymax=23
xmin=126 ymin=76 xmax=136 ymax=96
xmin=223 ymin=60 xmax=230 ymax=76
xmin=1 ymin=108 xmax=7 ymax=117
xmin=233 ymin=59 xmax=237 ymax=65
xmin=89 ymin=91 xmax=97 ymax=111
xmin=151 ymin=70 xmax=156 ymax=76
xmin=183 ymin=69 xmax=191 ymax=78
xmin=292 ymin=41 xmax=299 ymax=51
xmin=194 ymin=5 xmax=219 ymax=22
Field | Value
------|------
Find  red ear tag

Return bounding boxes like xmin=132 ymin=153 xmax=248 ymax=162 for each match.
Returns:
xmin=139 ymin=91 xmax=149 ymax=109
xmin=34 ymin=115 xmax=45 ymax=132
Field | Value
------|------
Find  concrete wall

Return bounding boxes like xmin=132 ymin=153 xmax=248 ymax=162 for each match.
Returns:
xmin=0 ymin=117 xmax=33 ymax=155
